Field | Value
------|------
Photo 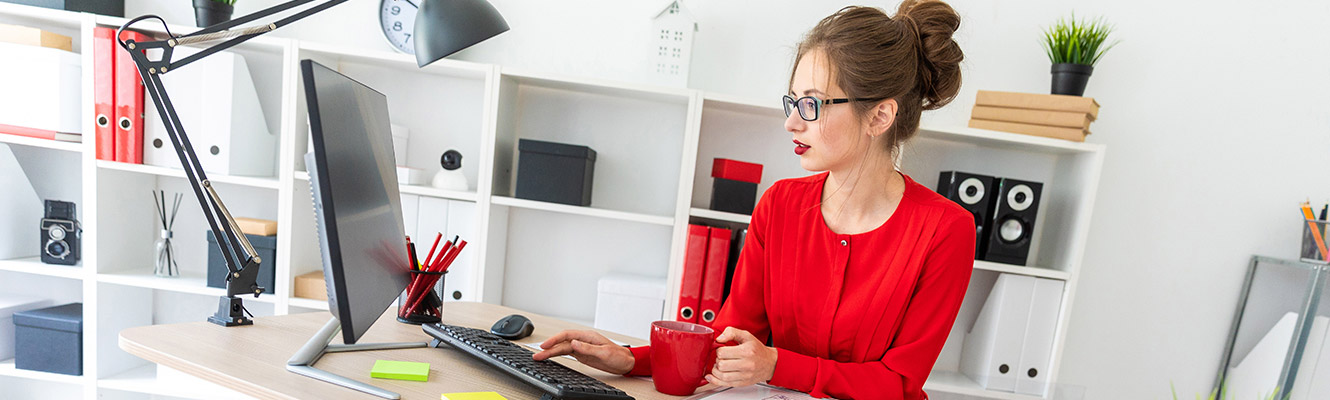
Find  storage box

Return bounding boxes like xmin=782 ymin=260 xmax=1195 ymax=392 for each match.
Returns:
xmin=294 ymin=271 xmax=328 ymax=301
xmin=0 ymin=23 xmax=72 ymax=51
xmin=710 ymin=159 xmax=761 ymax=215
xmin=594 ymin=274 xmax=667 ymax=340
xmin=13 ymin=302 xmax=82 ymax=375
xmin=235 ymin=217 xmax=277 ymax=236
xmin=0 ymin=296 xmax=52 ymax=361
xmin=0 ymin=42 xmax=81 ymax=135
xmin=206 ymin=231 xmax=277 ymax=295
xmin=515 ymin=139 xmax=596 ymax=206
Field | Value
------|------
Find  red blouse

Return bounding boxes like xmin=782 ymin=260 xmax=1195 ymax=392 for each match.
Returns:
xmin=627 ymin=172 xmax=975 ymax=399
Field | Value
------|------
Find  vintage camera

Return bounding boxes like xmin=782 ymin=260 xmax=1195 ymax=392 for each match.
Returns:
xmin=41 ymin=200 xmax=81 ymax=265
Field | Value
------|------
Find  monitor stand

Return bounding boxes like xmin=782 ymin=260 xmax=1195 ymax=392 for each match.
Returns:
xmin=287 ymin=318 xmax=428 ymax=399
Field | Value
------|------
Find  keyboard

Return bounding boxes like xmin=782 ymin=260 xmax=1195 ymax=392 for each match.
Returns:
xmin=422 ymin=323 xmax=635 ymax=400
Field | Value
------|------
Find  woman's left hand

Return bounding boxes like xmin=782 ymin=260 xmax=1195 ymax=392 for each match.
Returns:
xmin=705 ymin=327 xmax=778 ymax=387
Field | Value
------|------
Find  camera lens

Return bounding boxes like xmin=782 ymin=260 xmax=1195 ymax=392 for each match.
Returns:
xmin=46 ymin=240 xmax=68 ymax=257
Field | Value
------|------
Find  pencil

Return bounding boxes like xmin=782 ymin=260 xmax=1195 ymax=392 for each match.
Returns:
xmin=1301 ymin=202 xmax=1329 ymax=261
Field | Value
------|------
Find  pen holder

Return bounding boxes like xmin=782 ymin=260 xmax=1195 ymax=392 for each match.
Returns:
xmin=398 ymin=270 xmax=447 ymax=324
xmin=1301 ymin=219 xmax=1330 ymax=264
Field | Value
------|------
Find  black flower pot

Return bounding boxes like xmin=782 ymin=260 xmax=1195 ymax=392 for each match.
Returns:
xmin=193 ymin=0 xmax=234 ymax=28
xmin=1050 ymin=63 xmax=1094 ymax=97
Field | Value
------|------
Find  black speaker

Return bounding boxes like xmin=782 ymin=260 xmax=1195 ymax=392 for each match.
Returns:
xmin=982 ymin=178 xmax=1043 ymax=266
xmin=937 ymin=171 xmax=996 ymax=257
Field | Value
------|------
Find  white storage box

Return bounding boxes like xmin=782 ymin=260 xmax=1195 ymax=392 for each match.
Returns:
xmin=0 ymin=42 xmax=81 ymax=134
xmin=0 ymin=296 xmax=52 ymax=360
xmin=144 ymin=47 xmax=275 ymax=177
xmin=594 ymin=274 xmax=667 ymax=340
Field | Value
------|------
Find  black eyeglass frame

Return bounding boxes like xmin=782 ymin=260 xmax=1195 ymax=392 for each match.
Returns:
xmin=782 ymin=95 xmax=885 ymax=121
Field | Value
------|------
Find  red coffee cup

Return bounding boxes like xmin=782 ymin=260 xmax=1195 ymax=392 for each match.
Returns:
xmin=650 ymin=320 xmax=727 ymax=396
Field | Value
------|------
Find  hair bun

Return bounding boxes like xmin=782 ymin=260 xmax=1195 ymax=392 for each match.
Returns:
xmin=897 ymin=0 xmax=963 ymax=110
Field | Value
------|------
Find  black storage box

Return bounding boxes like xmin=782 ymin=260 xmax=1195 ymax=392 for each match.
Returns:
xmin=13 ymin=303 xmax=82 ymax=376
xmin=710 ymin=178 xmax=758 ymax=215
xmin=515 ymin=139 xmax=597 ymax=206
xmin=0 ymin=0 xmax=123 ymax=16
xmin=206 ymin=231 xmax=277 ymax=294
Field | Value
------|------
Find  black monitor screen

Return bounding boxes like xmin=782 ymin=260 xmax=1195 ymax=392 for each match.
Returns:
xmin=301 ymin=59 xmax=409 ymax=344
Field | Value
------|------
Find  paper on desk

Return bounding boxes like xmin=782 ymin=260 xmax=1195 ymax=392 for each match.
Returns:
xmin=688 ymin=383 xmax=825 ymax=400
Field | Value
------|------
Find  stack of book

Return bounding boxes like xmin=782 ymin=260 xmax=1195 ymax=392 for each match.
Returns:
xmin=968 ymin=90 xmax=1100 ymax=142
xmin=0 ymin=23 xmax=81 ymax=143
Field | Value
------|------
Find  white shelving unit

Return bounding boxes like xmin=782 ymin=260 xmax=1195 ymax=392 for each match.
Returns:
xmin=0 ymin=3 xmax=1104 ymax=399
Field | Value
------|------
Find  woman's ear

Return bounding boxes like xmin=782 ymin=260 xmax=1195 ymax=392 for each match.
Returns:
xmin=868 ymin=99 xmax=898 ymax=138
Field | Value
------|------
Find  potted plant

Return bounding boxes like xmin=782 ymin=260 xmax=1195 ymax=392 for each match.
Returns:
xmin=193 ymin=0 xmax=235 ymax=28
xmin=1040 ymin=14 xmax=1118 ymax=96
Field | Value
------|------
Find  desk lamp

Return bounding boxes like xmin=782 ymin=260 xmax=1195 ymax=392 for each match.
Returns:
xmin=115 ymin=0 xmax=508 ymax=327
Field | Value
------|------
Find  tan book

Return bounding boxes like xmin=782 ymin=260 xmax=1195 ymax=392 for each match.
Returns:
xmin=235 ymin=217 xmax=278 ymax=236
xmin=975 ymin=90 xmax=1099 ymax=120
xmin=294 ymin=271 xmax=327 ymax=301
xmin=969 ymin=119 xmax=1088 ymax=142
xmin=0 ymin=23 xmax=72 ymax=52
xmin=971 ymin=105 xmax=1091 ymax=129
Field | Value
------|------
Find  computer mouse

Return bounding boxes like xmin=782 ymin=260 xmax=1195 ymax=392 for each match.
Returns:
xmin=491 ymin=314 xmax=535 ymax=340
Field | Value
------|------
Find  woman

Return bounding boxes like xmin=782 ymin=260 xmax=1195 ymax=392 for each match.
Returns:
xmin=534 ymin=1 xmax=972 ymax=398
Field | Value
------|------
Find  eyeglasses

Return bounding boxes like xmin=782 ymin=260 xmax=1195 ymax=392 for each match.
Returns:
xmin=782 ymin=95 xmax=881 ymax=121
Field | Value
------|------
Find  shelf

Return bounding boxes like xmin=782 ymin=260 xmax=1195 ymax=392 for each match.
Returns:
xmin=0 ymin=257 xmax=84 ymax=280
xmin=98 ymin=161 xmax=280 ymax=190
xmin=918 ymin=125 xmax=1104 ymax=155
xmin=96 ymin=271 xmax=278 ymax=304
xmin=0 ymin=134 xmax=83 ymax=153
xmin=98 ymin=364 xmax=243 ymax=399
xmin=491 ymin=196 xmax=675 ymax=226
xmin=924 ymin=370 xmax=1044 ymax=400
xmin=689 ymin=208 xmax=752 ymax=225
xmin=287 ymin=296 xmax=329 ymax=311
xmin=298 ymin=41 xmax=491 ymax=80
xmin=973 ymin=260 xmax=1071 ymax=281
xmin=701 ymin=92 xmax=782 ymax=115
xmin=397 ymin=184 xmax=478 ymax=202
xmin=502 ymin=67 xmax=693 ymax=105
xmin=295 ymin=171 xmax=478 ymax=202
xmin=0 ymin=358 xmax=84 ymax=386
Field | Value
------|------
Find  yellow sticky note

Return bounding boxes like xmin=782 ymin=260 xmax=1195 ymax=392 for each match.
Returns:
xmin=441 ymin=392 xmax=507 ymax=400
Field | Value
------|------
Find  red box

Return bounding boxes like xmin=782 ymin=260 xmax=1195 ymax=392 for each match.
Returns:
xmin=711 ymin=158 xmax=762 ymax=184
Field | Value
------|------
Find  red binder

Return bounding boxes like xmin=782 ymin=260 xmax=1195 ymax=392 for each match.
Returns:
xmin=698 ymin=227 xmax=731 ymax=327
xmin=93 ymin=27 xmax=116 ymax=161
xmin=114 ymin=30 xmax=149 ymax=164
xmin=677 ymin=224 xmax=709 ymax=323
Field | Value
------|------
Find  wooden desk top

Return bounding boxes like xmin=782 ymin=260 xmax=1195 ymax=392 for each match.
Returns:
xmin=120 ymin=301 xmax=709 ymax=400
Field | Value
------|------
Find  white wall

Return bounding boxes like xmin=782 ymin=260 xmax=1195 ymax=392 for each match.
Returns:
xmin=122 ymin=0 xmax=1330 ymax=398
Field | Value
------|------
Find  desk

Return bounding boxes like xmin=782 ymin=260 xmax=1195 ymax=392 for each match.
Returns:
xmin=119 ymin=301 xmax=706 ymax=399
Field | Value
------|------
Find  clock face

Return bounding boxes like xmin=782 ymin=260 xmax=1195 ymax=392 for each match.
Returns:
xmin=379 ymin=0 xmax=419 ymax=54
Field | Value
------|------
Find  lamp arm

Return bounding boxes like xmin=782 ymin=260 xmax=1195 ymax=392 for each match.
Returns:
xmin=114 ymin=0 xmax=351 ymax=325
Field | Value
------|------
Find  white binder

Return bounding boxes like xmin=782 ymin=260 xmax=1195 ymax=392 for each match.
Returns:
xmin=1290 ymin=315 xmax=1329 ymax=400
xmin=400 ymin=194 xmax=419 ymax=238
xmin=1226 ymin=311 xmax=1297 ymax=399
xmin=144 ymin=47 xmax=275 ymax=177
xmin=1015 ymin=278 xmax=1065 ymax=396
xmin=442 ymin=200 xmax=478 ymax=301
xmin=0 ymin=146 xmax=42 ymax=259
xmin=961 ymin=273 xmax=1035 ymax=392
xmin=0 ymin=43 xmax=81 ymax=134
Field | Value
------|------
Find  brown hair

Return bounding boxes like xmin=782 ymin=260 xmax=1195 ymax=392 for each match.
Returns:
xmin=790 ymin=1 xmax=963 ymax=153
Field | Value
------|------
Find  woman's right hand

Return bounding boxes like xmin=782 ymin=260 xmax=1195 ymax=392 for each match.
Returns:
xmin=532 ymin=330 xmax=635 ymax=375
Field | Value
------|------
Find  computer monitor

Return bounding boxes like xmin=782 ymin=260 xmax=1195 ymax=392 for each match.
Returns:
xmin=300 ymin=59 xmax=410 ymax=345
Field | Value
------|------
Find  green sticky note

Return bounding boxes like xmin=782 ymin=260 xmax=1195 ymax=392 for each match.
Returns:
xmin=370 ymin=360 xmax=430 ymax=382
xmin=441 ymin=392 xmax=507 ymax=400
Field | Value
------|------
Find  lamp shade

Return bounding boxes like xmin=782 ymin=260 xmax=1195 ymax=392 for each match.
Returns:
xmin=413 ymin=0 xmax=510 ymax=67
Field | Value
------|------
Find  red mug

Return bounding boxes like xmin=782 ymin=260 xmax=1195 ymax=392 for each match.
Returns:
xmin=650 ymin=320 xmax=727 ymax=396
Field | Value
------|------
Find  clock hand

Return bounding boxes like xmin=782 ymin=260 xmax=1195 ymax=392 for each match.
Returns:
xmin=405 ymin=0 xmax=419 ymax=8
